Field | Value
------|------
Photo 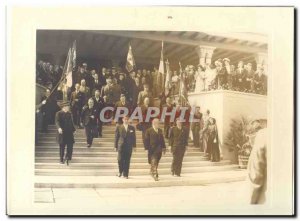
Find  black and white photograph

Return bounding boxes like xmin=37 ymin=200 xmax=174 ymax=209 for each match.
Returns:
xmin=6 ymin=6 xmax=294 ymax=216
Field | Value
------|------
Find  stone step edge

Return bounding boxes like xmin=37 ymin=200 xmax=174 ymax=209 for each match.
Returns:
xmin=34 ymin=171 xmax=246 ymax=188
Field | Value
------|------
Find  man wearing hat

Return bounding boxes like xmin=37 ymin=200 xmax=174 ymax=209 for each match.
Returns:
xmin=55 ymin=101 xmax=76 ymax=165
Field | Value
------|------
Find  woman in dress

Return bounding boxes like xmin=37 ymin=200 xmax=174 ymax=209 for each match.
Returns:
xmin=206 ymin=117 xmax=220 ymax=162
xmin=194 ymin=65 xmax=206 ymax=93
xmin=201 ymin=109 xmax=210 ymax=155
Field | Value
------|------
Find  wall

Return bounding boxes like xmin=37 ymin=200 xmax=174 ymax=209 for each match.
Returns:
xmin=188 ymin=90 xmax=267 ymax=163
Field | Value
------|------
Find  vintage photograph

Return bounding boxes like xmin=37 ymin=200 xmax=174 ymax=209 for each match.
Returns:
xmin=7 ymin=7 xmax=294 ymax=216
xmin=35 ymin=30 xmax=268 ymax=202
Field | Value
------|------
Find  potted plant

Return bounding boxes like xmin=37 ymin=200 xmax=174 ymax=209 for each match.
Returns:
xmin=224 ymin=116 xmax=256 ymax=168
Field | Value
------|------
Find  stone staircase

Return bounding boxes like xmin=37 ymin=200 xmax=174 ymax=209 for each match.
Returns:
xmin=35 ymin=124 xmax=246 ymax=188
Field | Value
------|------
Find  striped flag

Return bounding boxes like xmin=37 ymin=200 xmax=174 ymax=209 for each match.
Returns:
xmin=164 ymin=59 xmax=171 ymax=89
xmin=62 ymin=40 xmax=76 ymax=87
xmin=158 ymin=41 xmax=164 ymax=75
xmin=126 ymin=44 xmax=135 ymax=72
xmin=71 ymin=40 xmax=76 ymax=70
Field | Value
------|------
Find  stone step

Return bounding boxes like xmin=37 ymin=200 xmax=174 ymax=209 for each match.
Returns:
xmin=35 ymin=156 xmax=209 ymax=163
xmin=41 ymin=127 xmax=136 ymax=133
xmin=38 ymin=130 xmax=142 ymax=138
xmin=35 ymin=160 xmax=231 ymax=169
xmin=36 ymin=141 xmax=145 ymax=146
xmin=34 ymin=170 xmax=246 ymax=188
xmin=35 ymin=151 xmax=205 ymax=158
xmin=35 ymin=164 xmax=239 ymax=176
xmin=35 ymin=146 xmax=202 ymax=152
xmin=39 ymin=134 xmax=142 ymax=140
xmin=46 ymin=124 xmax=140 ymax=129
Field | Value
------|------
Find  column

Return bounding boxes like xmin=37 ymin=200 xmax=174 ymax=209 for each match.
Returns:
xmin=205 ymin=46 xmax=216 ymax=65
xmin=255 ymin=52 xmax=268 ymax=75
xmin=195 ymin=45 xmax=216 ymax=66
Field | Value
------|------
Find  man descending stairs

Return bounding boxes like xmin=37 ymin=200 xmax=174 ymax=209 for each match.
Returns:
xmin=35 ymin=124 xmax=246 ymax=188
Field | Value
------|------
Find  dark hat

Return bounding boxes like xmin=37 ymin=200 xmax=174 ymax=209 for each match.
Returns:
xmin=57 ymin=100 xmax=70 ymax=108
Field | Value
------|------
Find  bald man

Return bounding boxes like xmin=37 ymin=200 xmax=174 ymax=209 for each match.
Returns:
xmin=144 ymin=118 xmax=166 ymax=181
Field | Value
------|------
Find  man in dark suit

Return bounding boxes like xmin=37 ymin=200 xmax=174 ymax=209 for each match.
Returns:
xmin=41 ymin=89 xmax=59 ymax=132
xmin=81 ymin=98 xmax=98 ymax=147
xmin=92 ymin=90 xmax=105 ymax=137
xmin=162 ymin=97 xmax=174 ymax=138
xmin=101 ymin=78 xmax=114 ymax=105
xmin=253 ymin=66 xmax=267 ymax=95
xmin=191 ymin=106 xmax=203 ymax=149
xmin=114 ymin=116 xmax=136 ymax=179
xmin=91 ymin=74 xmax=103 ymax=96
xmin=75 ymin=66 xmax=86 ymax=84
xmin=70 ymin=83 xmax=81 ymax=127
xmin=245 ymin=63 xmax=255 ymax=92
xmin=140 ymin=97 xmax=152 ymax=150
xmin=130 ymin=77 xmax=143 ymax=110
xmin=169 ymin=118 xmax=189 ymax=177
xmin=144 ymin=118 xmax=166 ymax=181
xmin=125 ymin=72 xmax=136 ymax=106
xmin=235 ymin=61 xmax=247 ymax=92
xmin=114 ymin=94 xmax=130 ymax=124
xmin=98 ymin=67 xmax=109 ymax=87
xmin=55 ymin=101 xmax=76 ymax=165
xmin=137 ymin=84 xmax=153 ymax=106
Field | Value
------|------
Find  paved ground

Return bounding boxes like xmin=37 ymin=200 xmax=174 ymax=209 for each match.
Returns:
xmin=34 ymin=180 xmax=254 ymax=215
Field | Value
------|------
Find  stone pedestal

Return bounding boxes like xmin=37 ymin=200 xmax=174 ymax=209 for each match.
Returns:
xmin=188 ymin=90 xmax=267 ymax=162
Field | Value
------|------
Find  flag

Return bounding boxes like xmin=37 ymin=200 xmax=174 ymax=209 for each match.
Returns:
xmin=164 ymin=59 xmax=171 ymax=89
xmin=71 ymin=40 xmax=76 ymax=70
xmin=179 ymin=61 xmax=188 ymax=105
xmin=62 ymin=41 xmax=76 ymax=88
xmin=126 ymin=44 xmax=135 ymax=72
xmin=158 ymin=41 xmax=164 ymax=75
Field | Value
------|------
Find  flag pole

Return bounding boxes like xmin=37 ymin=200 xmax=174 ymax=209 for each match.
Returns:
xmin=45 ymin=40 xmax=76 ymax=101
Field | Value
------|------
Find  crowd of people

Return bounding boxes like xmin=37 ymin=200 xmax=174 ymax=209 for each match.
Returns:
xmin=35 ymin=57 xmax=267 ymax=203
xmin=36 ymin=58 xmax=268 ymax=181
xmin=176 ymin=58 xmax=267 ymax=95
xmin=36 ymin=58 xmax=267 ymax=103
